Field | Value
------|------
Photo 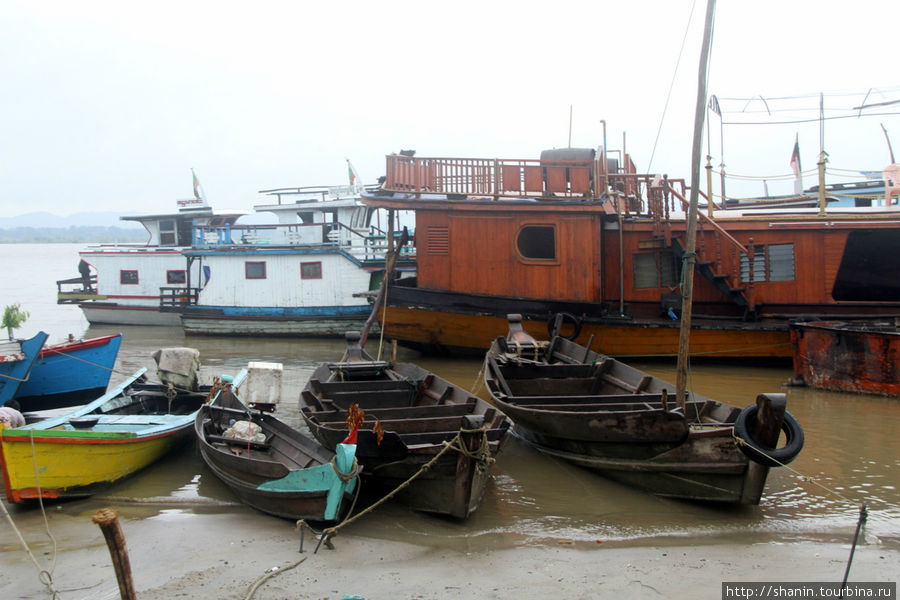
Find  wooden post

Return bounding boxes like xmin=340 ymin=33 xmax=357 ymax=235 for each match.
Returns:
xmin=675 ymin=0 xmax=717 ymax=409
xmin=92 ymin=508 xmax=137 ymax=600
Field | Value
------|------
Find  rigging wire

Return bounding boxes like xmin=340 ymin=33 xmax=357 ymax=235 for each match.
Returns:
xmin=647 ymin=0 xmax=699 ymax=174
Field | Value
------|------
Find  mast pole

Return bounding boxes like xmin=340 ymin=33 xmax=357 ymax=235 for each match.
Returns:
xmin=675 ymin=0 xmax=716 ymax=407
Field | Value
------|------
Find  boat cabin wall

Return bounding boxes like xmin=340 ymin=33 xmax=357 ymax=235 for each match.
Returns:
xmin=414 ymin=210 xmax=602 ymax=302
xmin=601 ymin=219 xmax=897 ymax=318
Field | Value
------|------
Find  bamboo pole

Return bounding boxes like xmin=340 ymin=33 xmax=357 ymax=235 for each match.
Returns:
xmin=92 ymin=508 xmax=137 ymax=600
xmin=675 ymin=0 xmax=717 ymax=407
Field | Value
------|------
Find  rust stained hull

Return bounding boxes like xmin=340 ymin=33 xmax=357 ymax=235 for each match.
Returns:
xmin=381 ymin=302 xmax=790 ymax=359
xmin=791 ymin=320 xmax=900 ymax=396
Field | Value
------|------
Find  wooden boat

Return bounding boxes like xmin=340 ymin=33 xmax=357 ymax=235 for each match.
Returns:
xmin=300 ymin=332 xmax=510 ymax=519
xmin=0 ymin=332 xmax=48 ymax=406
xmin=360 ymin=149 xmax=900 ymax=359
xmin=790 ymin=319 xmax=900 ymax=396
xmin=14 ymin=333 xmax=123 ymax=410
xmin=195 ymin=381 xmax=359 ymax=522
xmin=483 ymin=315 xmax=805 ymax=504
xmin=0 ymin=353 xmax=238 ymax=503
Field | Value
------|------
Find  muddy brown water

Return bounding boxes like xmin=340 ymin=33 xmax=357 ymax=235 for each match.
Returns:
xmin=3 ymin=243 xmax=898 ymax=552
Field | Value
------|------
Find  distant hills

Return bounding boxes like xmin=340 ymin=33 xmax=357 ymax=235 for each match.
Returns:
xmin=0 ymin=211 xmax=146 ymax=243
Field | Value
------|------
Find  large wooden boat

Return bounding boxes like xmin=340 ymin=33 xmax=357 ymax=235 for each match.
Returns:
xmin=483 ymin=315 xmax=804 ymax=504
xmin=56 ymin=185 xmax=246 ymax=326
xmin=790 ymin=319 xmax=900 ymax=396
xmin=360 ymin=149 xmax=900 ymax=359
xmin=14 ymin=333 xmax=122 ymax=410
xmin=0 ymin=332 xmax=48 ymax=406
xmin=300 ymin=332 xmax=510 ymax=519
xmin=195 ymin=380 xmax=359 ymax=522
xmin=162 ymin=183 xmax=415 ymax=337
xmin=0 ymin=352 xmax=240 ymax=503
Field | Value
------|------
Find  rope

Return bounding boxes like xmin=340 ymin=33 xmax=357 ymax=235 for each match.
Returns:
xmin=0 ymin=431 xmax=62 ymax=599
xmin=243 ymin=556 xmax=307 ymax=600
xmin=314 ymin=426 xmax=493 ymax=551
xmin=330 ymin=456 xmax=360 ymax=483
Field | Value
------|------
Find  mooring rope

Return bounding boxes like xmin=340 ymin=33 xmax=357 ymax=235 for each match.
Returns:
xmin=0 ymin=429 xmax=62 ymax=598
xmin=243 ymin=556 xmax=308 ymax=600
xmin=313 ymin=425 xmax=493 ymax=552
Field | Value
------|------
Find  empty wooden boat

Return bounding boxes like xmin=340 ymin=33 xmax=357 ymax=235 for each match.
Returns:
xmin=301 ymin=332 xmax=510 ymax=519
xmin=483 ymin=315 xmax=804 ymax=504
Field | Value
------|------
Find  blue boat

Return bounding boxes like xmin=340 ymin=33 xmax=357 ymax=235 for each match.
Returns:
xmin=15 ymin=333 xmax=123 ymax=411
xmin=0 ymin=332 xmax=49 ymax=407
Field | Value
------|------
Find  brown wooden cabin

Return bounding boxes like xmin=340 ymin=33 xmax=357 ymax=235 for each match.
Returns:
xmin=363 ymin=149 xmax=900 ymax=358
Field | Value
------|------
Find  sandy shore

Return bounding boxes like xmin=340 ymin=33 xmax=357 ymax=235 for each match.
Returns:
xmin=2 ymin=500 xmax=897 ymax=600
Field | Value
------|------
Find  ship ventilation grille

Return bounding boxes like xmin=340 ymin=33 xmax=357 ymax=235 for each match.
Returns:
xmin=426 ymin=226 xmax=449 ymax=255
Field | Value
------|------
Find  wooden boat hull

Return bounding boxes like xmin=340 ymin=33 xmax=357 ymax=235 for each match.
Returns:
xmin=195 ymin=393 xmax=358 ymax=522
xmin=483 ymin=326 xmax=798 ymax=504
xmin=0 ymin=368 xmax=216 ymax=503
xmin=379 ymin=286 xmax=790 ymax=359
xmin=510 ymin=425 xmax=760 ymax=504
xmin=15 ymin=333 xmax=123 ymax=410
xmin=181 ymin=307 xmax=372 ymax=337
xmin=0 ymin=426 xmax=192 ymax=502
xmin=791 ymin=320 xmax=900 ymax=395
xmin=301 ymin=334 xmax=510 ymax=519
xmin=0 ymin=332 xmax=48 ymax=405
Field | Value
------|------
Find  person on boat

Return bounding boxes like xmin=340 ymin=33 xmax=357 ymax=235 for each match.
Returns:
xmin=78 ymin=259 xmax=93 ymax=292
xmin=0 ymin=399 xmax=25 ymax=428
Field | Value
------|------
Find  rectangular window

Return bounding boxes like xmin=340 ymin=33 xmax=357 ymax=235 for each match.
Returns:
xmin=159 ymin=219 xmax=176 ymax=246
xmin=166 ymin=270 xmax=187 ymax=284
xmin=633 ymin=252 xmax=679 ymax=289
xmin=741 ymin=243 xmax=795 ymax=283
xmin=120 ymin=270 xmax=139 ymax=285
xmin=301 ymin=261 xmax=322 ymax=279
xmin=245 ymin=261 xmax=266 ymax=279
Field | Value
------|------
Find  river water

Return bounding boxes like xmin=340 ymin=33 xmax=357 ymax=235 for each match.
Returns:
xmin=2 ymin=243 xmax=898 ymax=551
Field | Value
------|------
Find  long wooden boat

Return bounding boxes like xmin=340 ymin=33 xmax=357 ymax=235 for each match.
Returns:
xmin=196 ymin=382 xmax=359 ymax=522
xmin=360 ymin=148 xmax=900 ymax=359
xmin=0 ymin=364 xmax=238 ymax=503
xmin=0 ymin=332 xmax=48 ymax=406
xmin=482 ymin=315 xmax=804 ymax=504
xmin=300 ymin=332 xmax=510 ymax=519
xmin=14 ymin=333 xmax=123 ymax=410
xmin=790 ymin=319 xmax=900 ymax=396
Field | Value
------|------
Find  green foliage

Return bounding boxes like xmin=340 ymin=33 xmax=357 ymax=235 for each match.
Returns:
xmin=2 ymin=303 xmax=29 ymax=338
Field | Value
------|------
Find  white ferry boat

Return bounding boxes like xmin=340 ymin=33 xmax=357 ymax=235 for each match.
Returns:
xmin=57 ymin=193 xmax=246 ymax=326
xmin=163 ymin=184 xmax=415 ymax=336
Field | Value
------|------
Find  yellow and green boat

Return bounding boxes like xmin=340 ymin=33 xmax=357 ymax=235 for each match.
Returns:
xmin=0 ymin=368 xmax=243 ymax=503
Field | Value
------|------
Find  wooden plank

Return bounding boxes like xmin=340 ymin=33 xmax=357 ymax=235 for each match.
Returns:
xmin=505 ymin=392 xmax=664 ymax=406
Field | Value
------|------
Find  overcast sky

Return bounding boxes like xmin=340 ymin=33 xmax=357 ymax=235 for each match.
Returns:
xmin=1 ymin=0 xmax=898 ymax=217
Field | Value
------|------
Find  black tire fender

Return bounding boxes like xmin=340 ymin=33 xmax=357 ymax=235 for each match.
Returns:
xmin=548 ymin=312 xmax=582 ymax=341
xmin=733 ymin=404 xmax=804 ymax=467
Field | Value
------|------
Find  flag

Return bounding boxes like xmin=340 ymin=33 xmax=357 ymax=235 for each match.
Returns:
xmin=789 ymin=135 xmax=801 ymax=178
xmin=191 ymin=168 xmax=203 ymax=200
xmin=347 ymin=160 xmax=360 ymax=188
xmin=708 ymin=94 xmax=721 ymax=116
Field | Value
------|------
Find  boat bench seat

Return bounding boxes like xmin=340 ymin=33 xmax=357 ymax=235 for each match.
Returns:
xmin=305 ymin=400 xmax=476 ymax=422
xmin=320 ymin=389 xmax=418 ymax=409
xmin=508 ymin=392 xmax=665 ymax=406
